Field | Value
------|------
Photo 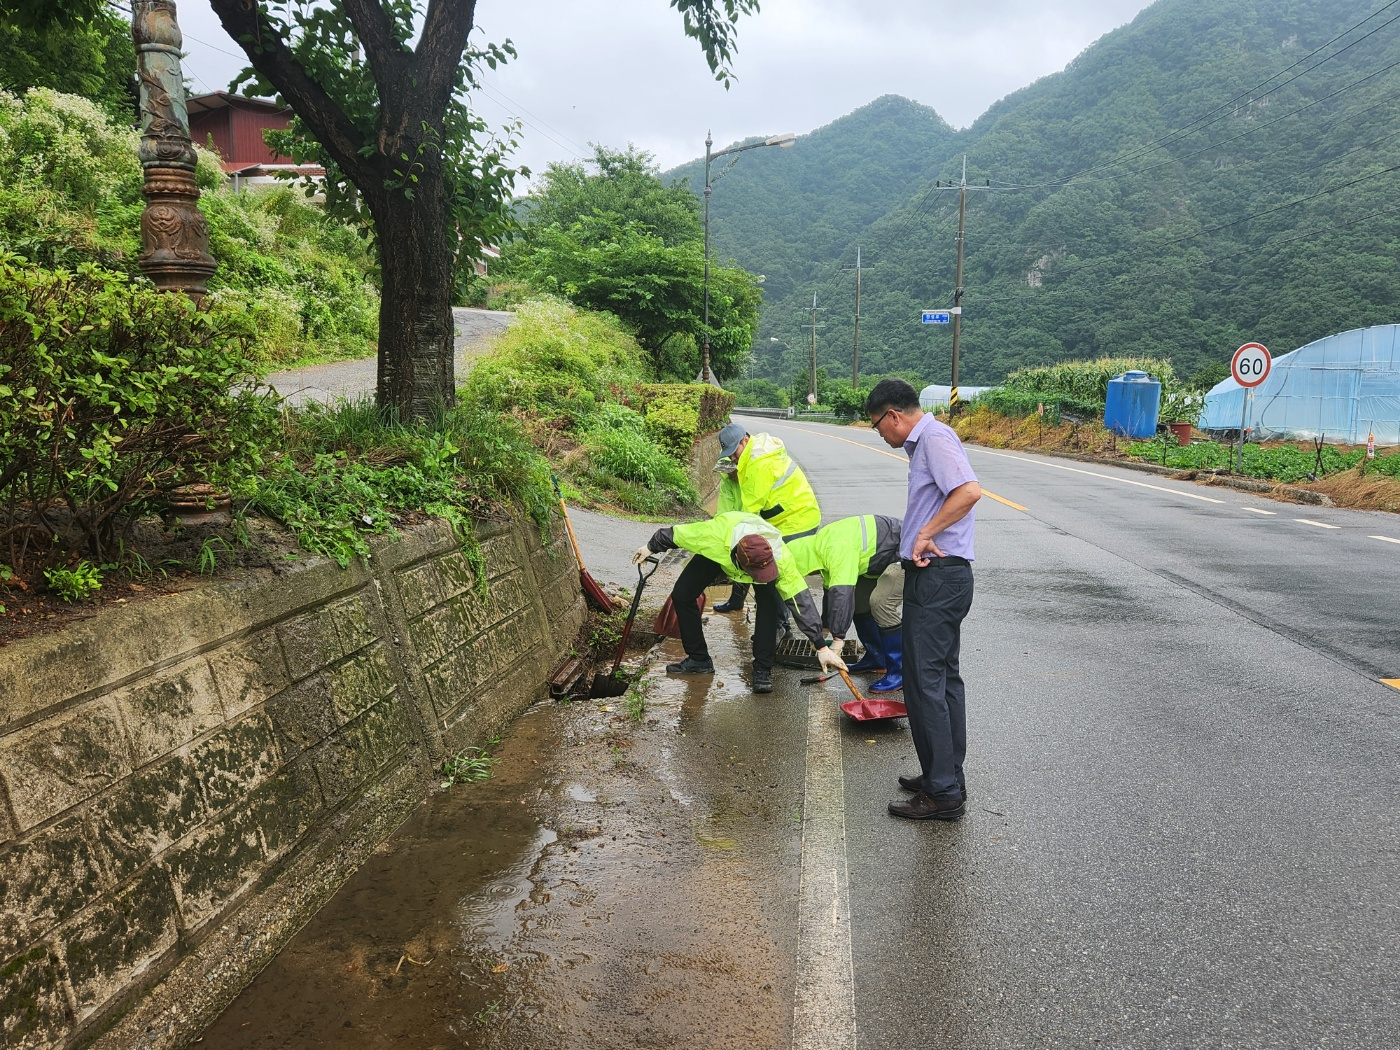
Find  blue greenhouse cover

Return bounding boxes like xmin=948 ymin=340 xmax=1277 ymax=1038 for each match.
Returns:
xmin=1200 ymin=325 xmax=1400 ymax=445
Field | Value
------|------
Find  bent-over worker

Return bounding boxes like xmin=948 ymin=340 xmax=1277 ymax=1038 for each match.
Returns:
xmin=631 ymin=511 xmax=842 ymax=693
xmin=711 ymin=422 xmax=820 ymax=626
xmin=786 ymin=513 xmax=905 ymax=693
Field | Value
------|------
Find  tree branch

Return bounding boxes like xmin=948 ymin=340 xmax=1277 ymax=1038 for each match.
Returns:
xmin=416 ymin=0 xmax=478 ymax=110
xmin=208 ymin=0 xmax=375 ymax=184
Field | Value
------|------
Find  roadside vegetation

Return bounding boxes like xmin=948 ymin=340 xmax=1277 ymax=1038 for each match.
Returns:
xmin=461 ymin=297 xmax=731 ymax=516
xmin=946 ymin=356 xmax=1400 ymax=513
xmin=0 ymin=87 xmax=379 ymax=367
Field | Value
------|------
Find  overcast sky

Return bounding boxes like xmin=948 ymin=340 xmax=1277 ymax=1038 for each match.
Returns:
xmin=175 ymin=0 xmax=1156 ymax=182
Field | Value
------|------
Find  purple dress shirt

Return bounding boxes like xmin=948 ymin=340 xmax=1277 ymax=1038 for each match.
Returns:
xmin=900 ymin=413 xmax=978 ymax=561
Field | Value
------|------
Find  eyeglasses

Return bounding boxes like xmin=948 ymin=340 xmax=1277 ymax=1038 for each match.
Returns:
xmin=871 ymin=408 xmax=893 ymax=431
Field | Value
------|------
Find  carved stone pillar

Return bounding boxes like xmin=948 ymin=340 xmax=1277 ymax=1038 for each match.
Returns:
xmin=132 ymin=0 xmax=216 ymax=296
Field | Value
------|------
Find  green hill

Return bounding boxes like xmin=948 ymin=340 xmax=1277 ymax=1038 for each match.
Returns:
xmin=666 ymin=94 xmax=955 ymax=311
xmin=676 ymin=0 xmax=1400 ymax=388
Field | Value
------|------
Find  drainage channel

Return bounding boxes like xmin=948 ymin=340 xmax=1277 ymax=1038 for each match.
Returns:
xmin=195 ymin=606 xmax=809 ymax=1049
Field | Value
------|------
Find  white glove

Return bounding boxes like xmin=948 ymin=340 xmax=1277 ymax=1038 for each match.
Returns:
xmin=631 ymin=544 xmax=655 ymax=566
xmin=816 ymin=645 xmax=847 ymax=674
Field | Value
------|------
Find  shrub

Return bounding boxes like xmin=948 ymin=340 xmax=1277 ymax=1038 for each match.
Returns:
xmin=0 ymin=89 xmax=380 ymax=368
xmin=642 ymin=399 xmax=699 ymax=462
xmin=584 ymin=426 xmax=696 ymax=506
xmin=462 ymin=297 xmax=648 ymax=419
xmin=0 ymin=256 xmax=277 ymax=563
xmin=730 ymin=378 xmax=788 ymax=409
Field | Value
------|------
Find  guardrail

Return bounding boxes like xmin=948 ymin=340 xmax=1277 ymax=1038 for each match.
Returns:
xmin=732 ymin=406 xmax=795 ymax=419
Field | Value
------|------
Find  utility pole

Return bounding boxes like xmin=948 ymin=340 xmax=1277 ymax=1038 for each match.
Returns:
xmin=843 ymin=247 xmax=863 ymax=386
xmin=935 ymin=157 xmax=990 ymax=413
xmin=800 ymin=295 xmax=826 ymax=407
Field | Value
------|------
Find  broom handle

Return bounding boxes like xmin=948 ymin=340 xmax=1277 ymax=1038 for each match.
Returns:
xmin=835 ymin=666 xmax=867 ymax=703
xmin=551 ymin=475 xmax=589 ymax=571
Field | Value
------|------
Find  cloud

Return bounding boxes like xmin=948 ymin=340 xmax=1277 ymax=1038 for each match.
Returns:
xmin=175 ymin=0 xmax=1152 ymax=181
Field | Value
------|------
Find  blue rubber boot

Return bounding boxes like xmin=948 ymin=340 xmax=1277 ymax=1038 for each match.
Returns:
xmin=847 ymin=614 xmax=886 ymax=674
xmin=870 ymin=626 xmax=903 ymax=692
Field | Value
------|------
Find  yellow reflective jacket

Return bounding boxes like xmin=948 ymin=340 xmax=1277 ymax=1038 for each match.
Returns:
xmin=786 ymin=515 xmax=902 ymax=638
xmin=716 ymin=474 xmax=743 ymax=514
xmin=735 ymin=433 xmax=820 ymax=537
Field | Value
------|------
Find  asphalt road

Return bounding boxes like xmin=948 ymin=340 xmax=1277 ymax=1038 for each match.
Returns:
xmin=265 ymin=307 xmax=514 ymax=405
xmin=738 ymin=414 xmax=1400 ymax=1050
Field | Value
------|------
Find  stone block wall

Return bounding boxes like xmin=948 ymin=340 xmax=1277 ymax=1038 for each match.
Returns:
xmin=0 ymin=517 xmax=584 ymax=1050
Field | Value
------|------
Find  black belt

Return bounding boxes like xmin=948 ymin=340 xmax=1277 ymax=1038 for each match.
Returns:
xmin=902 ymin=556 xmax=970 ymax=570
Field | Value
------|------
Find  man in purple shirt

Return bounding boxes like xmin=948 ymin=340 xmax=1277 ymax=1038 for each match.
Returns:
xmin=865 ymin=378 xmax=982 ymax=821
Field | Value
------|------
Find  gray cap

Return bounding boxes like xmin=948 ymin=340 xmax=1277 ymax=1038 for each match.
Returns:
xmin=718 ymin=422 xmax=747 ymax=458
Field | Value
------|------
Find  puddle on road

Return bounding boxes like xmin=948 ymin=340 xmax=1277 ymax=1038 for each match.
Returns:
xmin=197 ymin=589 xmax=803 ymax=1050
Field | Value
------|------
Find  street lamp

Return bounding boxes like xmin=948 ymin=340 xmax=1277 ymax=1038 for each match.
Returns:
xmin=700 ymin=130 xmax=796 ymax=385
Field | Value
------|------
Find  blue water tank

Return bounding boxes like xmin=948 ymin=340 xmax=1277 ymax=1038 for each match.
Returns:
xmin=1103 ymin=371 xmax=1161 ymax=438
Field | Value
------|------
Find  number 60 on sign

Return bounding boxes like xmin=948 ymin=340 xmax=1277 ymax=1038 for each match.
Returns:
xmin=1232 ymin=342 xmax=1271 ymax=387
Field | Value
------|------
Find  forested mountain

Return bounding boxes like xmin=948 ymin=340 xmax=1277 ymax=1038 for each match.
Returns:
xmin=667 ymin=94 xmax=955 ymax=311
xmin=671 ymin=0 xmax=1400 ymax=388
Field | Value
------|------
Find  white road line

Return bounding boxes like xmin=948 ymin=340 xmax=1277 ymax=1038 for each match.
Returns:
xmin=969 ymin=447 xmax=1227 ymax=504
xmin=1370 ymin=535 xmax=1400 ymax=545
xmin=1295 ymin=518 xmax=1341 ymax=529
xmin=1243 ymin=507 xmax=1276 ymax=515
xmin=791 ymin=699 xmax=856 ymax=1050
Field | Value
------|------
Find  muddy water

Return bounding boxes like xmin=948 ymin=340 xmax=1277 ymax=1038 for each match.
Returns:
xmin=196 ymin=597 xmax=808 ymax=1049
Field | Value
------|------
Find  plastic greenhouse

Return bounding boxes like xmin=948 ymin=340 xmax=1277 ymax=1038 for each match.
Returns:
xmin=1200 ymin=324 xmax=1400 ymax=445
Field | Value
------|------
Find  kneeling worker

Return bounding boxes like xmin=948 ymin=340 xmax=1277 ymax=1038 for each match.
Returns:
xmin=632 ymin=511 xmax=844 ymax=693
xmin=786 ymin=514 xmax=905 ymax=692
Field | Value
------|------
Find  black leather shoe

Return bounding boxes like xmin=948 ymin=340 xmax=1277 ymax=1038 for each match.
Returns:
xmin=713 ymin=600 xmax=743 ymax=613
xmin=888 ymin=791 xmax=965 ymax=821
xmin=752 ymin=672 xmax=772 ymax=694
xmin=665 ymin=656 xmax=715 ymax=674
xmin=898 ymin=774 xmax=968 ymax=801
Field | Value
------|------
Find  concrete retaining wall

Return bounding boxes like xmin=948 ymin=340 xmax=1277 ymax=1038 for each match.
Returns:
xmin=0 ymin=517 xmax=585 ymax=1050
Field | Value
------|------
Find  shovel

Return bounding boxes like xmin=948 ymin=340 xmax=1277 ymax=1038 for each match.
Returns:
xmin=835 ymin=666 xmax=908 ymax=722
xmin=591 ymin=557 xmax=659 ymax=698
xmin=552 ymin=474 xmax=614 ymax=612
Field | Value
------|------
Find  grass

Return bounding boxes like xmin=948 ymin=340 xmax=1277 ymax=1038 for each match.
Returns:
xmin=237 ymin=397 xmax=556 ymax=574
xmin=439 ymin=736 xmax=501 ymax=788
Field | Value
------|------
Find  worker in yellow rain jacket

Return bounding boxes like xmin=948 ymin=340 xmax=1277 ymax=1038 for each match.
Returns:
xmin=631 ymin=511 xmax=842 ymax=693
xmin=710 ymin=422 xmax=821 ymax=621
xmin=787 ymin=514 xmax=906 ymax=693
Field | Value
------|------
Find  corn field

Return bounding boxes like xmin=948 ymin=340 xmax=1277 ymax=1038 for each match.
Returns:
xmin=1003 ymin=357 xmax=1177 ymax=407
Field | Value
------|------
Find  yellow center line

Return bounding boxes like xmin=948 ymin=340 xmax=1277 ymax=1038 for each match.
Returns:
xmin=1382 ymin=679 xmax=1400 ymax=691
xmin=753 ymin=418 xmax=1028 ymax=512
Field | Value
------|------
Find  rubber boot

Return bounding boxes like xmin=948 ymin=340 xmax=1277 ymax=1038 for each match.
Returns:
xmin=847 ymin=614 xmax=886 ymax=674
xmin=870 ymin=626 xmax=903 ymax=692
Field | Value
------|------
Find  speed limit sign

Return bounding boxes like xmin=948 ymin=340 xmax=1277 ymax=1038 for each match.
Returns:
xmin=1232 ymin=342 xmax=1271 ymax=388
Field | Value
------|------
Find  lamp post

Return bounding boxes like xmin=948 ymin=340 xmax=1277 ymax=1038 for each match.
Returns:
xmin=131 ymin=0 xmax=215 ymax=296
xmin=701 ymin=130 xmax=796 ymax=385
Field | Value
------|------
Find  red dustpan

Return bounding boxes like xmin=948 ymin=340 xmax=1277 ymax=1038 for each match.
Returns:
xmin=835 ymin=667 xmax=908 ymax=721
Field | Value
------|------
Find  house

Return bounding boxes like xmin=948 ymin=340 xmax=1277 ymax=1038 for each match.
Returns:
xmin=186 ymin=91 xmax=324 ymax=189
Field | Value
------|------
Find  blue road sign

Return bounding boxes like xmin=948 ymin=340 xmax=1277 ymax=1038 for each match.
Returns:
xmin=921 ymin=310 xmax=951 ymax=324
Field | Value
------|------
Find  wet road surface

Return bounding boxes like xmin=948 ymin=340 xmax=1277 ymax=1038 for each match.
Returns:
xmin=198 ymin=416 xmax=1400 ymax=1048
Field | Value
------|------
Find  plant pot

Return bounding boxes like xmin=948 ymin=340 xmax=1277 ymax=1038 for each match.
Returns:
xmin=1167 ymin=421 xmax=1192 ymax=446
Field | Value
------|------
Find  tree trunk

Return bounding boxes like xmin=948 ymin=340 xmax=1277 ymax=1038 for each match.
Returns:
xmin=369 ymin=177 xmax=455 ymax=421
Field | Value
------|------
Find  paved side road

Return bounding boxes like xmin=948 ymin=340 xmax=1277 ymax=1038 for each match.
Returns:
xmin=264 ymin=307 xmax=515 ymax=405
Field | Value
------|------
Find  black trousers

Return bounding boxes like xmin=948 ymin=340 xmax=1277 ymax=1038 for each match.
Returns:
xmin=672 ymin=554 xmax=782 ymax=674
xmin=901 ymin=561 xmax=974 ymax=802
